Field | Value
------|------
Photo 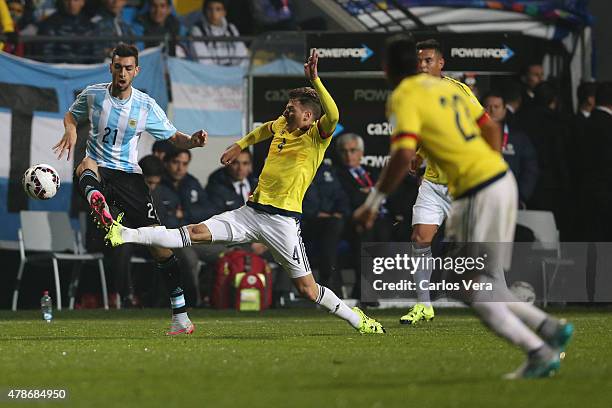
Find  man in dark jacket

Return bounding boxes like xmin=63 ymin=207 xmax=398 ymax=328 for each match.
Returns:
xmin=155 ymin=149 xmax=223 ymax=306
xmin=205 ymin=150 xmax=257 ymax=214
xmin=91 ymin=0 xmax=138 ymax=61
xmin=162 ymin=149 xmax=218 ymax=224
xmin=519 ymin=81 xmax=571 ymax=239
xmin=301 ymin=163 xmax=351 ymax=296
xmin=334 ymin=133 xmax=393 ymax=300
xmin=36 ymin=0 xmax=94 ymax=63
xmin=483 ymin=90 xmax=539 ymax=206
xmin=135 ymin=0 xmax=186 ymax=56
xmin=577 ymin=82 xmax=612 ymax=242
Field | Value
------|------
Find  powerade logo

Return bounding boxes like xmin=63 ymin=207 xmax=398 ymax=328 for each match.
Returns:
xmin=450 ymin=45 xmax=515 ymax=63
xmin=313 ymin=45 xmax=374 ymax=63
xmin=354 ymin=89 xmax=391 ymax=102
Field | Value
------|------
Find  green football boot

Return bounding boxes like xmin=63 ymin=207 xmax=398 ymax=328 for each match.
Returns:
xmin=104 ymin=213 xmax=125 ymax=248
xmin=352 ymin=307 xmax=386 ymax=334
xmin=399 ymin=304 xmax=435 ymax=325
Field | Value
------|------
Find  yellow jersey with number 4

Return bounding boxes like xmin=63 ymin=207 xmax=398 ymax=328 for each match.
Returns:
xmin=235 ymin=77 xmax=338 ymax=217
xmin=387 ymin=73 xmax=507 ymax=198
xmin=245 ymin=116 xmax=332 ymax=215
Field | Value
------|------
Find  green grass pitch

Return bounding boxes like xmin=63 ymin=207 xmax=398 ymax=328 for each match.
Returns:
xmin=0 ymin=308 xmax=610 ymax=407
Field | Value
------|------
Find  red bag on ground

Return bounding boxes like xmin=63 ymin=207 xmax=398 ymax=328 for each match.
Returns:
xmin=211 ymin=249 xmax=272 ymax=310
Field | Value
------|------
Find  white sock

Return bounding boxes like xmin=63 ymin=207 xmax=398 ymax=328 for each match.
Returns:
xmin=173 ymin=311 xmax=190 ymax=325
xmin=473 ymin=302 xmax=545 ymax=352
xmin=121 ymin=225 xmax=191 ymax=248
xmin=316 ymin=284 xmax=361 ymax=328
xmin=86 ymin=189 xmax=98 ymax=203
xmin=506 ymin=301 xmax=548 ymax=330
xmin=413 ymin=245 xmax=432 ymax=307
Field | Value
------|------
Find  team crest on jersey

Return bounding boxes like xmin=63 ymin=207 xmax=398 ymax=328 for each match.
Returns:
xmin=128 ymin=119 xmax=137 ymax=128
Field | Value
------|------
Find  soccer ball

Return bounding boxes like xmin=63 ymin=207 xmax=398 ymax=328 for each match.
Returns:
xmin=22 ymin=164 xmax=60 ymax=200
xmin=509 ymin=281 xmax=536 ymax=304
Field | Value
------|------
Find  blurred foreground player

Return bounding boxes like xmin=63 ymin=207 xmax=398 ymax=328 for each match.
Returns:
xmin=354 ymin=35 xmax=573 ymax=378
xmin=399 ymin=39 xmax=497 ymax=325
xmin=52 ymin=44 xmax=208 ymax=335
xmin=106 ymin=49 xmax=385 ymax=334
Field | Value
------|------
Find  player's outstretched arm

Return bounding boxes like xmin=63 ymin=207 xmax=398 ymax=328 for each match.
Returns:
xmin=353 ymin=147 xmax=415 ymax=229
xmin=169 ymin=130 xmax=208 ymax=149
xmin=220 ymin=121 xmax=275 ymax=165
xmin=305 ymin=48 xmax=338 ymax=136
xmin=53 ymin=112 xmax=78 ymax=161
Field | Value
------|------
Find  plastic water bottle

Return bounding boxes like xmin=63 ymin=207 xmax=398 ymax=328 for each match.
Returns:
xmin=41 ymin=291 xmax=53 ymax=322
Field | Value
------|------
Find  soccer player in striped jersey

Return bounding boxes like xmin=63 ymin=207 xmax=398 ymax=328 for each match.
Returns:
xmin=105 ymin=49 xmax=385 ymax=334
xmin=354 ymin=34 xmax=573 ymax=378
xmin=399 ymin=39 xmax=499 ymax=325
xmin=52 ymin=44 xmax=207 ymax=335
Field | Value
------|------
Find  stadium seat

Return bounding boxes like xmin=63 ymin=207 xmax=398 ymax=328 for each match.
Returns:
xmin=11 ymin=211 xmax=109 ymax=311
xmin=516 ymin=210 xmax=574 ymax=307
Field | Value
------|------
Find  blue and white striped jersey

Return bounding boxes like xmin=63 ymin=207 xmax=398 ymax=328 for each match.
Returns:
xmin=69 ymin=83 xmax=177 ymax=173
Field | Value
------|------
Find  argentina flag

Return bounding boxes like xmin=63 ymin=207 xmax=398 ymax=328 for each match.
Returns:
xmin=168 ymin=57 xmax=245 ymax=137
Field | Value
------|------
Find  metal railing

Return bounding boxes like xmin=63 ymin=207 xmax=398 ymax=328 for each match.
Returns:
xmin=0 ymin=34 xmax=256 ymax=64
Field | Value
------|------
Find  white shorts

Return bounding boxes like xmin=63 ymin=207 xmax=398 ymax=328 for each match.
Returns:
xmin=412 ymin=179 xmax=452 ymax=226
xmin=445 ymin=171 xmax=518 ymax=272
xmin=202 ymin=205 xmax=311 ymax=279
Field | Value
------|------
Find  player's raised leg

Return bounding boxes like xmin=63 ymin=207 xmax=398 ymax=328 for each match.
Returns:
xmin=75 ymin=157 xmax=113 ymax=228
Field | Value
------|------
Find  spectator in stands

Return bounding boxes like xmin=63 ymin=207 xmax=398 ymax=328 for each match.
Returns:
xmin=206 ymin=150 xmax=257 ymax=213
xmin=134 ymin=0 xmax=186 ymax=56
xmin=335 ymin=133 xmax=393 ymax=299
xmin=140 ymin=154 xmax=165 ymax=193
xmin=91 ymin=0 xmax=138 ymax=61
xmin=4 ymin=0 xmax=24 ymax=56
xmin=152 ymin=139 xmax=175 ymax=162
xmin=576 ymin=82 xmax=612 ymax=241
xmin=1 ymin=0 xmax=17 ymax=52
xmin=520 ymin=81 xmax=571 ymax=238
xmin=503 ymin=83 xmax=523 ymax=127
xmin=569 ymin=82 xmax=597 ymax=191
xmin=576 ymin=81 xmax=597 ymax=122
xmin=519 ymin=62 xmax=545 ymax=112
xmin=190 ymin=0 xmax=248 ymax=66
xmin=162 ymin=148 xmax=217 ymax=225
xmin=483 ymin=90 xmax=539 ymax=206
xmin=250 ymin=0 xmax=295 ymax=32
xmin=302 ymin=163 xmax=350 ymax=296
xmin=36 ymin=0 xmax=95 ymax=63
xmin=7 ymin=0 xmax=33 ymax=30
xmin=156 ymin=149 xmax=222 ymax=306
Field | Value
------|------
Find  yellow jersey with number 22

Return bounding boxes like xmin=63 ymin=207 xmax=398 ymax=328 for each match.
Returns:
xmin=387 ymin=73 xmax=507 ymax=198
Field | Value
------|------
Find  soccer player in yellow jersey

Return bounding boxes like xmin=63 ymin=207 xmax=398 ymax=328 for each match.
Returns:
xmin=355 ymin=34 xmax=574 ymax=378
xmin=399 ymin=39 xmax=498 ymax=325
xmin=105 ymin=49 xmax=385 ymax=334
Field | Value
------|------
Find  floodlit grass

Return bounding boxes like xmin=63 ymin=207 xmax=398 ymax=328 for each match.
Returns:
xmin=0 ymin=308 xmax=609 ymax=407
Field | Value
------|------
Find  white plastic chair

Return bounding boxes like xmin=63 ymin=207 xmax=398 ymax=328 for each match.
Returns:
xmin=516 ymin=210 xmax=574 ymax=307
xmin=12 ymin=211 xmax=109 ymax=311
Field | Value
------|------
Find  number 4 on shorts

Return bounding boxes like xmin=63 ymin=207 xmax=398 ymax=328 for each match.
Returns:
xmin=292 ymin=246 xmax=300 ymax=264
